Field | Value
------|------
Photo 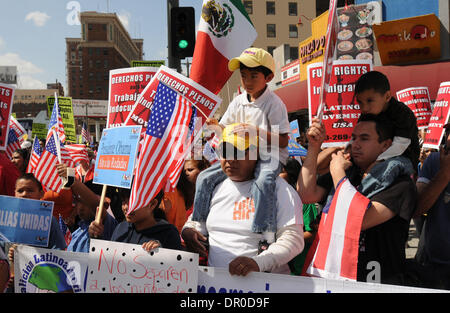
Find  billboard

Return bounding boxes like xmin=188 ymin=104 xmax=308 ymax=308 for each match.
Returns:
xmin=0 ymin=66 xmax=17 ymax=84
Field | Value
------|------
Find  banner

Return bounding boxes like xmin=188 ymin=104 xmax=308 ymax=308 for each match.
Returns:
xmin=47 ymin=96 xmax=76 ymax=143
xmin=0 ymin=83 xmax=15 ymax=150
xmin=107 ymin=67 xmax=158 ymax=128
xmin=197 ymin=266 xmax=444 ymax=293
xmin=288 ymin=140 xmax=308 ymax=157
xmin=308 ymin=60 xmax=372 ymax=147
xmin=86 ymin=239 xmax=199 ymax=293
xmin=124 ymin=65 xmax=222 ymax=132
xmin=14 ymin=245 xmax=87 ymax=293
xmin=93 ymin=125 xmax=142 ymax=188
xmin=289 ymin=119 xmax=300 ymax=138
xmin=396 ymin=87 xmax=433 ymax=129
xmin=0 ymin=195 xmax=53 ymax=247
xmin=423 ymin=81 xmax=450 ymax=149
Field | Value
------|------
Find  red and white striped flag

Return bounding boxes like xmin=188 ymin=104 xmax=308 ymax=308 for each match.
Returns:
xmin=65 ymin=144 xmax=89 ymax=165
xmin=303 ymin=178 xmax=371 ymax=281
xmin=81 ymin=122 xmax=91 ymax=144
xmin=35 ymin=130 xmax=64 ymax=193
xmin=5 ymin=128 xmax=21 ymax=159
xmin=26 ymin=136 xmax=42 ymax=173
xmin=128 ymin=82 xmax=194 ymax=215
xmin=9 ymin=115 xmax=26 ymax=142
xmin=59 ymin=143 xmax=75 ymax=168
xmin=47 ymin=93 xmax=66 ymax=143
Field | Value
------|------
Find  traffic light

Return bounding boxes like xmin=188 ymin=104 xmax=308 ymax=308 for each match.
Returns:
xmin=170 ymin=7 xmax=196 ymax=59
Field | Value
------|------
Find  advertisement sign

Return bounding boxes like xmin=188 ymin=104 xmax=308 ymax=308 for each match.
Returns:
xmin=47 ymin=96 xmax=76 ymax=143
xmin=308 ymin=60 xmax=372 ymax=147
xmin=396 ymin=87 xmax=433 ymax=129
xmin=0 ymin=83 xmax=14 ymax=149
xmin=0 ymin=66 xmax=17 ymax=84
xmin=93 ymin=125 xmax=142 ymax=188
xmin=423 ymin=82 xmax=450 ymax=149
xmin=86 ymin=239 xmax=199 ymax=293
xmin=72 ymin=99 xmax=108 ymax=118
xmin=107 ymin=67 xmax=158 ymax=128
xmin=0 ymin=195 xmax=53 ymax=247
xmin=373 ymin=13 xmax=441 ymax=65
xmin=281 ymin=60 xmax=300 ymax=86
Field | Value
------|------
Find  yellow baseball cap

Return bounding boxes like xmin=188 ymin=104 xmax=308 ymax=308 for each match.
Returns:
xmin=220 ymin=123 xmax=258 ymax=151
xmin=228 ymin=47 xmax=275 ymax=73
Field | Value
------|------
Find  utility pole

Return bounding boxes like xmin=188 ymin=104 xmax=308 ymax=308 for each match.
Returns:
xmin=167 ymin=0 xmax=181 ymax=73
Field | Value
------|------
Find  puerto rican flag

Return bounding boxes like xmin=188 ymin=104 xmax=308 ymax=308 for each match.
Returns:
xmin=303 ymin=177 xmax=371 ymax=281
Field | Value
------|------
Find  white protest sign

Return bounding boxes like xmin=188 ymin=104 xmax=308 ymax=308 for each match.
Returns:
xmin=86 ymin=239 xmax=199 ymax=293
xmin=14 ymin=245 xmax=88 ymax=293
xmin=197 ymin=266 xmax=446 ymax=293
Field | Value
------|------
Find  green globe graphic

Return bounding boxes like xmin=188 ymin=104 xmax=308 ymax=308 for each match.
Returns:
xmin=28 ymin=264 xmax=73 ymax=293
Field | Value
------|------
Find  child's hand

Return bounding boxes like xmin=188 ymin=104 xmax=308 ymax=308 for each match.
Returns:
xmin=142 ymin=240 xmax=161 ymax=252
xmin=88 ymin=220 xmax=104 ymax=238
xmin=206 ymin=118 xmax=219 ymax=126
xmin=231 ymin=123 xmax=258 ymax=137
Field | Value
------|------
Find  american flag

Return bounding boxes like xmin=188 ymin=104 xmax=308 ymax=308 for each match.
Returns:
xmin=81 ymin=122 xmax=91 ymax=144
xmin=5 ymin=128 xmax=22 ymax=159
xmin=65 ymin=144 xmax=89 ymax=165
xmin=34 ymin=130 xmax=64 ymax=193
xmin=9 ymin=115 xmax=26 ymax=141
xmin=303 ymin=178 xmax=371 ymax=281
xmin=59 ymin=143 xmax=75 ymax=168
xmin=203 ymin=141 xmax=219 ymax=164
xmin=58 ymin=214 xmax=72 ymax=248
xmin=26 ymin=136 xmax=42 ymax=173
xmin=128 ymin=82 xmax=194 ymax=214
xmin=47 ymin=94 xmax=66 ymax=143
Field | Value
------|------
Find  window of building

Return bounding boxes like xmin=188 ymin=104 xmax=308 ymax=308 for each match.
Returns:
xmin=289 ymin=24 xmax=298 ymax=38
xmin=243 ymin=1 xmax=253 ymax=14
xmin=267 ymin=24 xmax=276 ymax=38
xmin=289 ymin=2 xmax=298 ymax=16
xmin=290 ymin=46 xmax=299 ymax=60
xmin=103 ymin=49 xmax=109 ymax=55
xmin=266 ymin=1 xmax=275 ymax=15
xmin=267 ymin=46 xmax=276 ymax=56
xmin=88 ymin=48 xmax=93 ymax=56
xmin=104 ymin=60 xmax=109 ymax=69
xmin=88 ymin=24 xmax=93 ymax=30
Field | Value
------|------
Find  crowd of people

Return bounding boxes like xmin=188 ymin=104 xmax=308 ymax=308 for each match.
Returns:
xmin=0 ymin=47 xmax=449 ymax=293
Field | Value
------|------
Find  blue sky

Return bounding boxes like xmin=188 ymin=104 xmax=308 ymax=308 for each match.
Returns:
xmin=0 ymin=0 xmax=203 ymax=91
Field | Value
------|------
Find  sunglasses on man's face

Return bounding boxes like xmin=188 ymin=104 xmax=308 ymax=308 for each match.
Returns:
xmin=218 ymin=143 xmax=249 ymax=160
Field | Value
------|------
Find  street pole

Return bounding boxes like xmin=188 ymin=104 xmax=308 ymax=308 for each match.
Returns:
xmin=167 ymin=0 xmax=181 ymax=73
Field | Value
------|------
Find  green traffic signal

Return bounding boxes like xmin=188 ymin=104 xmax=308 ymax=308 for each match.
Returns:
xmin=178 ymin=39 xmax=188 ymax=49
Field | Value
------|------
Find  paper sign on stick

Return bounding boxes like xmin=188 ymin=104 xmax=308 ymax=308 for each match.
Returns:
xmin=47 ymin=96 xmax=77 ymax=143
xmin=86 ymin=239 xmax=199 ymax=293
xmin=0 ymin=83 xmax=15 ymax=150
xmin=396 ymin=87 xmax=433 ymax=129
xmin=423 ymin=81 xmax=450 ymax=149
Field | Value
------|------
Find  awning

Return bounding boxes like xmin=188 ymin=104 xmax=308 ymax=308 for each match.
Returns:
xmin=275 ymin=60 xmax=450 ymax=113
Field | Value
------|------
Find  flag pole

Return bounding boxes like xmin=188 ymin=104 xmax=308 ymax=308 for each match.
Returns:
xmin=94 ymin=184 xmax=108 ymax=225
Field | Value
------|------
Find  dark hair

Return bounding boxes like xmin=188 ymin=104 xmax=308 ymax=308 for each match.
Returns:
xmin=355 ymin=71 xmax=390 ymax=95
xmin=14 ymin=148 xmax=30 ymax=161
xmin=282 ymin=158 xmax=301 ymax=189
xmin=177 ymin=158 xmax=211 ymax=209
xmin=119 ymin=187 xmax=166 ymax=220
xmin=357 ymin=113 xmax=395 ymax=142
xmin=239 ymin=63 xmax=273 ymax=78
xmin=16 ymin=173 xmax=43 ymax=191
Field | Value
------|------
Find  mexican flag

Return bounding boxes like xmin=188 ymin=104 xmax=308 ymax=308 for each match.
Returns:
xmin=190 ymin=0 xmax=257 ymax=95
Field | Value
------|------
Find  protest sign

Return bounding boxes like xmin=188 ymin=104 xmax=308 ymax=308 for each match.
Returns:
xmin=0 ymin=195 xmax=53 ymax=247
xmin=31 ymin=123 xmax=48 ymax=140
xmin=289 ymin=120 xmax=300 ymax=138
xmin=396 ymin=87 xmax=433 ymax=129
xmin=124 ymin=65 xmax=222 ymax=132
xmin=47 ymin=96 xmax=76 ymax=143
xmin=93 ymin=125 xmax=142 ymax=188
xmin=131 ymin=60 xmax=165 ymax=68
xmin=423 ymin=81 xmax=450 ymax=149
xmin=308 ymin=60 xmax=372 ymax=147
xmin=288 ymin=140 xmax=308 ymax=157
xmin=197 ymin=266 xmax=444 ymax=293
xmin=107 ymin=67 xmax=158 ymax=128
xmin=14 ymin=245 xmax=87 ymax=293
xmin=86 ymin=239 xmax=199 ymax=293
xmin=0 ymin=83 xmax=15 ymax=150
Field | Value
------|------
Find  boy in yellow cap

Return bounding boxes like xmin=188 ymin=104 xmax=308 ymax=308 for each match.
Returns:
xmin=192 ymin=47 xmax=292 ymax=245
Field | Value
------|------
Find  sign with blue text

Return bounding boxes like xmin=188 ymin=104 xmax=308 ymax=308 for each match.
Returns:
xmin=0 ymin=195 xmax=54 ymax=247
xmin=93 ymin=125 xmax=142 ymax=188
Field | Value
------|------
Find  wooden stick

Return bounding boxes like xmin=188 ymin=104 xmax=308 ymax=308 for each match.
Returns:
xmin=94 ymin=184 xmax=108 ymax=225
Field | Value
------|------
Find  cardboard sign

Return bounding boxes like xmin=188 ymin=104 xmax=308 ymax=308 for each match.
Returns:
xmin=47 ymin=96 xmax=76 ymax=143
xmin=197 ymin=266 xmax=444 ymax=293
xmin=0 ymin=83 xmax=15 ymax=150
xmin=93 ymin=125 xmax=142 ymax=188
xmin=308 ymin=60 xmax=372 ymax=147
xmin=396 ymin=87 xmax=433 ymax=129
xmin=86 ymin=239 xmax=199 ymax=293
xmin=107 ymin=67 xmax=158 ymax=128
xmin=14 ymin=245 xmax=87 ymax=293
xmin=0 ymin=195 xmax=53 ymax=247
xmin=423 ymin=82 xmax=450 ymax=149
xmin=124 ymin=65 xmax=222 ymax=132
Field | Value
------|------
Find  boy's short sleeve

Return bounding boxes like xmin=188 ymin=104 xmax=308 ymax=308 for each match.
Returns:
xmin=219 ymin=100 xmax=236 ymax=127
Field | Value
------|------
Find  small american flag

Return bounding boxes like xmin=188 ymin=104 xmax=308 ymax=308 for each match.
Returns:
xmin=9 ymin=115 xmax=26 ymax=141
xmin=35 ymin=130 xmax=64 ymax=193
xmin=47 ymin=94 xmax=66 ymax=143
xmin=59 ymin=143 xmax=75 ymax=168
xmin=128 ymin=82 xmax=194 ymax=214
xmin=5 ymin=128 xmax=22 ymax=159
xmin=26 ymin=136 xmax=42 ymax=174
xmin=81 ymin=122 xmax=91 ymax=144
xmin=65 ymin=144 xmax=89 ymax=165
xmin=58 ymin=214 xmax=72 ymax=248
xmin=203 ymin=141 xmax=219 ymax=164
xmin=303 ymin=178 xmax=371 ymax=281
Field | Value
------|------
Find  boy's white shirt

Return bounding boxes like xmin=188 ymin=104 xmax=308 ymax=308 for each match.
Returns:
xmin=183 ymin=176 xmax=304 ymax=274
xmin=219 ymin=87 xmax=291 ymax=164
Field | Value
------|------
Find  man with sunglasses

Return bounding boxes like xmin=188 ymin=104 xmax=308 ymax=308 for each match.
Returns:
xmin=182 ymin=124 xmax=304 ymax=276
